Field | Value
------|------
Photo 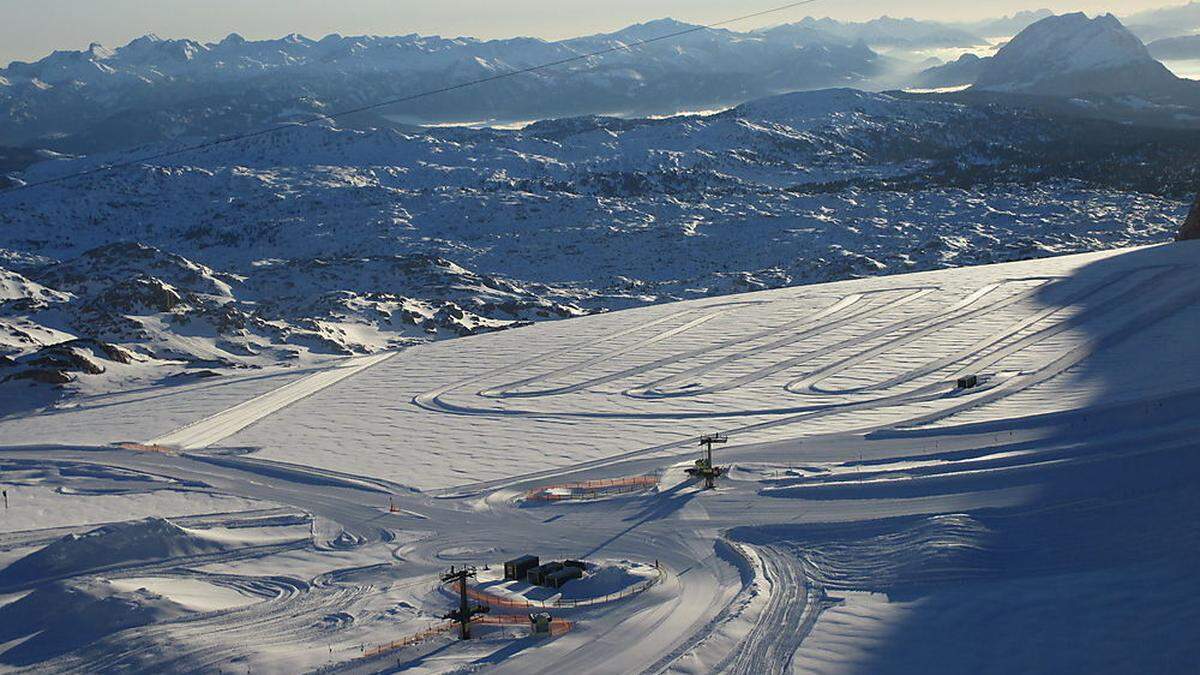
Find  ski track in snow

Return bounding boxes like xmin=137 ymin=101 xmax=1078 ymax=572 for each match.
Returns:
xmin=3 ymin=245 xmax=1200 ymax=672
xmin=720 ymin=545 xmax=820 ymax=675
xmin=146 ymin=350 xmax=396 ymax=450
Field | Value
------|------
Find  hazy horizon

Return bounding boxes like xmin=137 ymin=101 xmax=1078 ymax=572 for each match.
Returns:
xmin=0 ymin=0 xmax=1180 ymax=67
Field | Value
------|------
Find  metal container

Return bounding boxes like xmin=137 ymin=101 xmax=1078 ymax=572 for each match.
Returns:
xmin=504 ymin=555 xmax=540 ymax=581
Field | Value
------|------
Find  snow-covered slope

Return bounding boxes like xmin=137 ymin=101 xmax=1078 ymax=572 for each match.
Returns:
xmin=1 ymin=243 xmax=1198 ymax=672
xmin=0 ymin=266 xmax=68 ymax=302
xmin=172 ymin=243 xmax=1200 ymax=488
xmin=0 ymin=89 xmax=1190 ymax=411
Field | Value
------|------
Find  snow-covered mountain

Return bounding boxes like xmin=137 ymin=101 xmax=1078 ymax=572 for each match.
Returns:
xmin=12 ymin=11 xmax=1198 ymax=160
xmin=972 ymin=13 xmax=1186 ymax=98
xmin=0 ymin=88 xmax=1191 ymax=409
xmin=768 ymin=16 xmax=984 ymax=48
xmin=903 ymin=12 xmax=1200 ymax=127
xmin=953 ymin=9 xmax=1056 ymax=38
xmin=0 ymin=20 xmax=889 ymax=154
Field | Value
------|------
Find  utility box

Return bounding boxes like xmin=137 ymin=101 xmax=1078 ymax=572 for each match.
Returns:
xmin=504 ymin=555 xmax=539 ymax=581
xmin=545 ymin=566 xmax=583 ymax=588
xmin=957 ymin=374 xmax=979 ymax=389
xmin=527 ymin=562 xmax=564 ymax=586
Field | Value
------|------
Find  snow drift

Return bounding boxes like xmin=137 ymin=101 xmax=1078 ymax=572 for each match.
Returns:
xmin=0 ymin=517 xmax=233 ymax=587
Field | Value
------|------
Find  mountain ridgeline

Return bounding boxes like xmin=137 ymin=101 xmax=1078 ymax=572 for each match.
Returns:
xmin=7 ymin=8 xmax=1200 ymax=156
xmin=0 ymin=20 xmax=886 ymax=154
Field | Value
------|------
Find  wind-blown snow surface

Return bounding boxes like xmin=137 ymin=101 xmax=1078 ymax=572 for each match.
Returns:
xmin=204 ymin=243 xmax=1200 ymax=490
xmin=2 ymin=243 xmax=1199 ymax=671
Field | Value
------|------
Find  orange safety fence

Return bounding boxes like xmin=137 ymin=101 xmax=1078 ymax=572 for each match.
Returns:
xmin=362 ymin=620 xmax=457 ymax=659
xmin=461 ymin=580 xmax=534 ymax=609
xmin=360 ymin=614 xmax=573 ymax=661
xmin=524 ymin=474 xmax=659 ymax=502
xmin=117 ymin=442 xmax=175 ymax=454
xmin=477 ymin=614 xmax=574 ymax=636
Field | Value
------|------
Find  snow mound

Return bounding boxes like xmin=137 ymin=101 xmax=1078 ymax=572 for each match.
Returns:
xmin=474 ymin=560 xmax=658 ymax=603
xmin=0 ymin=517 xmax=231 ymax=586
xmin=786 ymin=513 xmax=995 ymax=590
xmin=0 ymin=577 xmax=190 ymax=666
xmin=553 ymin=561 xmax=658 ymax=600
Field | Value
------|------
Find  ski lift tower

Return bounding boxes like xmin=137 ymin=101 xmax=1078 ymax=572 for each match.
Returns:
xmin=442 ymin=565 xmax=490 ymax=640
xmin=687 ymin=433 xmax=728 ymax=489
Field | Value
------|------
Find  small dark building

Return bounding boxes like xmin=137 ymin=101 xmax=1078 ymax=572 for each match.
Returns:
xmin=504 ymin=555 xmax=540 ymax=581
xmin=957 ymin=374 xmax=979 ymax=389
xmin=530 ymin=612 xmax=552 ymax=634
xmin=545 ymin=566 xmax=583 ymax=588
xmin=562 ymin=559 xmax=588 ymax=570
xmin=527 ymin=562 xmax=564 ymax=586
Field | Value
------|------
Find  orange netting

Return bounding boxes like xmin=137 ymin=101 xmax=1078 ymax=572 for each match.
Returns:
xmin=462 ymin=581 xmax=534 ymax=609
xmin=476 ymin=614 xmax=574 ymax=636
xmin=361 ymin=614 xmax=573 ymax=660
xmin=362 ymin=620 xmax=456 ymax=658
xmin=524 ymin=474 xmax=659 ymax=502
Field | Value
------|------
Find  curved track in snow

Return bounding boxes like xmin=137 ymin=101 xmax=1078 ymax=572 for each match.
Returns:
xmin=464 ymin=288 xmax=926 ymax=401
xmin=720 ymin=545 xmax=826 ymax=675
xmin=411 ymin=266 xmax=1189 ymax=441
xmin=791 ymin=266 xmax=1173 ymax=396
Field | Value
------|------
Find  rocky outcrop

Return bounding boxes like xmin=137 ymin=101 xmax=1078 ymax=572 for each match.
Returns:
xmin=95 ymin=276 xmax=183 ymax=313
xmin=1178 ymin=192 xmax=1200 ymax=241
xmin=0 ymin=338 xmax=135 ymax=385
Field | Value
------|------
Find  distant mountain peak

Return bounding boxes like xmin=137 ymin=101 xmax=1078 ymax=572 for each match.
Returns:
xmin=606 ymin=17 xmax=706 ymax=41
xmin=972 ymin=12 xmax=1179 ymax=96
xmin=128 ymin=33 xmax=163 ymax=46
xmin=85 ymin=43 xmax=112 ymax=59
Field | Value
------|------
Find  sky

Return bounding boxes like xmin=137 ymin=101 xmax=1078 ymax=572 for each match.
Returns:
xmin=0 ymin=0 xmax=1178 ymax=67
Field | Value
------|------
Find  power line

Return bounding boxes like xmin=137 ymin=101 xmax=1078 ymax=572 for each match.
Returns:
xmin=0 ymin=0 xmax=822 ymax=196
